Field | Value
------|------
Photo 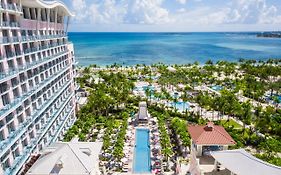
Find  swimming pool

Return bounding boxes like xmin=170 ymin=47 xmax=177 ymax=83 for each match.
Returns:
xmin=268 ymin=94 xmax=281 ymax=104
xmin=170 ymin=101 xmax=190 ymax=111
xmin=133 ymin=128 xmax=151 ymax=173
xmin=211 ymin=85 xmax=223 ymax=91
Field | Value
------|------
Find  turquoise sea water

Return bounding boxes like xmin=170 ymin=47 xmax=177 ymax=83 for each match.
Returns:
xmin=68 ymin=32 xmax=281 ymax=66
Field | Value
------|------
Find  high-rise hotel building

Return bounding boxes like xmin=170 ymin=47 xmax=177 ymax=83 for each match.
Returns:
xmin=0 ymin=0 xmax=77 ymax=174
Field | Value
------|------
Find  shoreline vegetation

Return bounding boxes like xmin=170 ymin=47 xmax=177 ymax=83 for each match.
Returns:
xmin=64 ymin=58 xmax=281 ymax=173
xmin=257 ymin=32 xmax=281 ymax=38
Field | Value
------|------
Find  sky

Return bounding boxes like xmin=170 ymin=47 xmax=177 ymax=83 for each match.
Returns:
xmin=61 ymin=0 xmax=281 ymax=32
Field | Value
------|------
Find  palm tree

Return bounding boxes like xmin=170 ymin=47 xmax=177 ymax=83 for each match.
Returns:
xmin=241 ymin=101 xmax=252 ymax=132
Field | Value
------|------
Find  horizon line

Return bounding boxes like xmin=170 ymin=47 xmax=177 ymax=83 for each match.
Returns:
xmin=68 ymin=31 xmax=281 ymax=33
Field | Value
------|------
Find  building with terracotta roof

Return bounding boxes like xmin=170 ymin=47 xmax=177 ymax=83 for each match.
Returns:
xmin=188 ymin=122 xmax=236 ymax=156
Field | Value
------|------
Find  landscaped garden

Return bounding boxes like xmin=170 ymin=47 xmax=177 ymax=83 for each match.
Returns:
xmin=64 ymin=59 xmax=281 ymax=174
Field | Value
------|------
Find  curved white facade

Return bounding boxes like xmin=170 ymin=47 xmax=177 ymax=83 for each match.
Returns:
xmin=0 ymin=0 xmax=77 ymax=174
xmin=22 ymin=0 xmax=74 ymax=16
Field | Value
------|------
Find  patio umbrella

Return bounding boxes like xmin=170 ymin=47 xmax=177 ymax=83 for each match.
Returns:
xmin=121 ymin=158 xmax=128 ymax=163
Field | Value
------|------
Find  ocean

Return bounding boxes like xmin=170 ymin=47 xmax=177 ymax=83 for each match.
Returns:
xmin=68 ymin=32 xmax=281 ymax=66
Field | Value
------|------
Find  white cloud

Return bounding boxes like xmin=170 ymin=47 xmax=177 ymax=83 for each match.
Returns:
xmin=226 ymin=0 xmax=281 ymax=24
xmin=70 ymin=0 xmax=281 ymax=26
xmin=176 ymin=0 xmax=187 ymax=5
xmin=172 ymin=0 xmax=281 ymax=25
xmin=124 ymin=0 xmax=171 ymax=24
xmin=177 ymin=8 xmax=186 ymax=13
xmin=71 ymin=0 xmax=171 ymax=24
xmin=71 ymin=0 xmax=87 ymax=21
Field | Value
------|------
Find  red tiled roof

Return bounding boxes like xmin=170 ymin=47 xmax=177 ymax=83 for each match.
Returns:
xmin=187 ymin=122 xmax=236 ymax=145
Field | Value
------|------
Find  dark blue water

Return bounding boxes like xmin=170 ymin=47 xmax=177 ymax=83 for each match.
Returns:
xmin=68 ymin=32 xmax=281 ymax=66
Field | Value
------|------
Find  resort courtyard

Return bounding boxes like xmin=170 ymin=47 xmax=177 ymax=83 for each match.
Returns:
xmin=58 ymin=61 xmax=281 ymax=175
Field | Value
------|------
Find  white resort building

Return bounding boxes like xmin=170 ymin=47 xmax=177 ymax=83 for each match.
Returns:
xmin=26 ymin=139 xmax=103 ymax=175
xmin=0 ymin=0 xmax=77 ymax=174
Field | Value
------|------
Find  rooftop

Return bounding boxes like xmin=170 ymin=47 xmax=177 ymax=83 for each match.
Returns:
xmin=22 ymin=0 xmax=74 ymax=16
xmin=138 ymin=102 xmax=148 ymax=120
xmin=27 ymin=140 xmax=102 ymax=175
xmin=188 ymin=122 xmax=236 ymax=145
xmin=211 ymin=149 xmax=281 ymax=175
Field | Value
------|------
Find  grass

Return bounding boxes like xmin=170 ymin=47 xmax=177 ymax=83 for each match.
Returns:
xmin=220 ymin=119 xmax=242 ymax=129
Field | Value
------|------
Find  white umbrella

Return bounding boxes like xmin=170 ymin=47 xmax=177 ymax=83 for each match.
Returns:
xmin=121 ymin=158 xmax=128 ymax=163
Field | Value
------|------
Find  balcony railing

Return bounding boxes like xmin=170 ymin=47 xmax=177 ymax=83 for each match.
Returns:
xmin=23 ymin=41 xmax=67 ymax=56
xmin=0 ymin=21 xmax=20 ymax=28
xmin=39 ymin=96 xmax=74 ymax=144
xmin=1 ymin=3 xmax=22 ymax=12
xmin=51 ymin=107 xmax=75 ymax=143
xmin=0 ymin=53 xmax=69 ymax=114
xmin=4 ymin=138 xmax=37 ymax=175
xmin=20 ymin=19 xmax=64 ymax=30
xmin=0 ymin=80 xmax=73 ymax=158
xmin=5 ymin=94 xmax=74 ymax=175
xmin=0 ymin=49 xmax=68 ymax=82
xmin=0 ymin=36 xmax=20 ymax=44
xmin=21 ymin=34 xmax=66 ymax=42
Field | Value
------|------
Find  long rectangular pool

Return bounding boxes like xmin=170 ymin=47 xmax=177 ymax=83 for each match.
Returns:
xmin=133 ymin=128 xmax=151 ymax=173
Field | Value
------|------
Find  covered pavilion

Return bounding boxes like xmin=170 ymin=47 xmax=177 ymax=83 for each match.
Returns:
xmin=188 ymin=122 xmax=236 ymax=156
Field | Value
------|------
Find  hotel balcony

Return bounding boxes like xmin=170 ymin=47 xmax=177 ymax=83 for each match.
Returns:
xmin=50 ymin=107 xmax=75 ymax=143
xmin=0 ymin=2 xmax=22 ymax=13
xmin=0 ymin=21 xmax=20 ymax=29
xmin=39 ymin=98 xmax=74 ymax=145
xmin=0 ymin=36 xmax=21 ymax=44
xmin=0 ymin=49 xmax=68 ymax=83
xmin=0 ymin=0 xmax=75 ymax=174
xmin=20 ymin=19 xmax=64 ymax=31
xmin=5 ymin=102 xmax=74 ymax=175
xmin=21 ymin=34 xmax=67 ymax=42
xmin=0 ymin=64 xmax=70 ymax=119
xmin=23 ymin=41 xmax=67 ymax=55
xmin=0 ymin=81 xmax=73 ymax=158
xmin=4 ymin=138 xmax=37 ymax=175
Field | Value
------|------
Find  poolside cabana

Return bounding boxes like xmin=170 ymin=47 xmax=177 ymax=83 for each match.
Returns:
xmin=188 ymin=122 xmax=236 ymax=156
xmin=210 ymin=149 xmax=281 ymax=175
xmin=137 ymin=102 xmax=149 ymax=124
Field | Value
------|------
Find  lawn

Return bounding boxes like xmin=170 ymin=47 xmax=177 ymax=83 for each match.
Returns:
xmin=220 ymin=119 xmax=242 ymax=129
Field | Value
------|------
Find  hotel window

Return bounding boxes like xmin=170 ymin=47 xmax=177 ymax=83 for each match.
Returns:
xmin=0 ymin=82 xmax=9 ymax=93
xmin=0 ymin=63 xmax=4 ymax=73
xmin=0 ymin=130 xmax=5 ymax=141
xmin=7 ymin=122 xmax=15 ymax=133
xmin=13 ymin=88 xmax=20 ymax=98
xmin=21 ymin=30 xmax=26 ymax=36
xmin=17 ymin=115 xmax=23 ymax=123
xmin=16 ymin=106 xmax=23 ymax=114
xmin=1 ymin=159 xmax=10 ymax=171
xmin=11 ymin=30 xmax=17 ymax=37
xmin=21 ymin=84 xmax=27 ymax=93
xmin=2 ymin=93 xmax=10 ymax=106
xmin=7 ymin=60 xmax=15 ymax=70
xmin=22 ymin=139 xmax=28 ymax=147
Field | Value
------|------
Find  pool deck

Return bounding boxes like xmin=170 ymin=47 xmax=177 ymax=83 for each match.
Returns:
xmin=127 ymin=128 xmax=135 ymax=174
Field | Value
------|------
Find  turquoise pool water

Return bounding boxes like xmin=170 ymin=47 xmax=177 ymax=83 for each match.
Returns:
xmin=170 ymin=101 xmax=190 ymax=111
xmin=269 ymin=94 xmax=281 ymax=104
xmin=133 ymin=128 xmax=151 ymax=173
xmin=211 ymin=85 xmax=223 ymax=91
